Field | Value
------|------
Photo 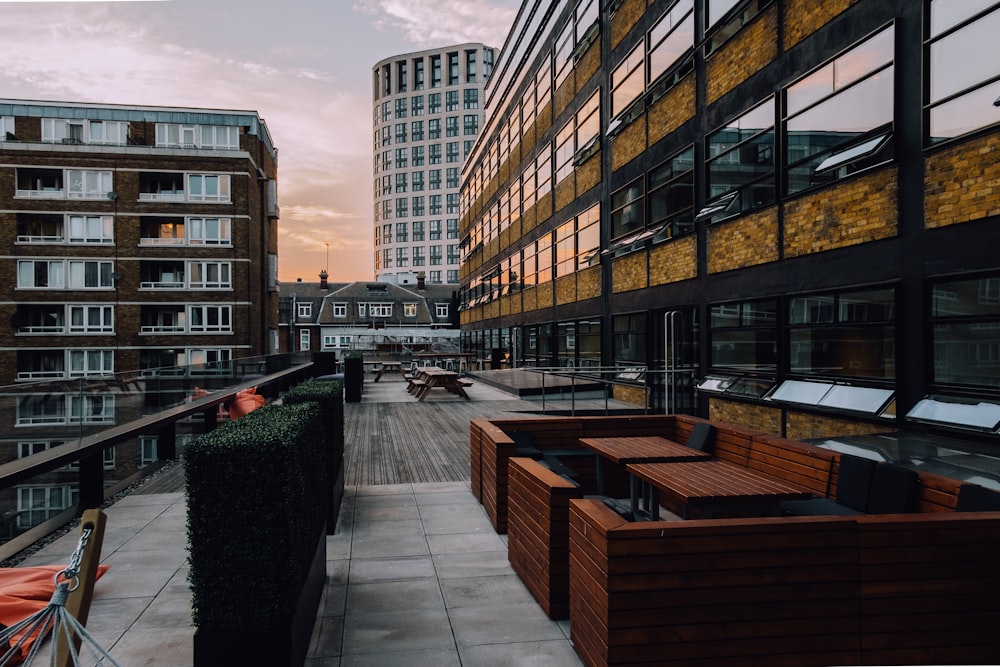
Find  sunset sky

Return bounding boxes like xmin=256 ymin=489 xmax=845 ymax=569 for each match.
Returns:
xmin=0 ymin=0 xmax=519 ymax=282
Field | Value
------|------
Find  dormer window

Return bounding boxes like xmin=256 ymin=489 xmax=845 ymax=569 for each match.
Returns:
xmin=297 ymin=303 xmax=312 ymax=319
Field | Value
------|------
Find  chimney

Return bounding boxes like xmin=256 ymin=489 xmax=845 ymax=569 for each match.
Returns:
xmin=417 ymin=271 xmax=426 ymax=290
xmin=319 ymin=269 xmax=329 ymax=290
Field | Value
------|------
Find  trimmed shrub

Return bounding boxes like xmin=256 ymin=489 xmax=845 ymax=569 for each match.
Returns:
xmin=185 ymin=401 xmax=326 ymax=630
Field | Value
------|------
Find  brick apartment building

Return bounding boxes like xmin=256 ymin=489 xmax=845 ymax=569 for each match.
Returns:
xmin=459 ymin=1 xmax=1000 ymax=448
xmin=0 ymin=99 xmax=279 ymax=531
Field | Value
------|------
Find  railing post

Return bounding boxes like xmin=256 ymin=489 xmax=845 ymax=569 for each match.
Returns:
xmin=158 ymin=421 xmax=177 ymax=461
xmin=77 ymin=451 xmax=104 ymax=510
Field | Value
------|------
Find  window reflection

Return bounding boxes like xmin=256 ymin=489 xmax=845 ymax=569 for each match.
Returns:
xmin=703 ymin=97 xmax=775 ymax=222
xmin=931 ymin=275 xmax=1000 ymax=388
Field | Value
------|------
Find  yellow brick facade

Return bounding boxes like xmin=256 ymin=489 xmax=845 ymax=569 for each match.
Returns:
xmin=648 ymin=75 xmax=696 ymax=146
xmin=708 ymin=208 xmax=779 ymax=274
xmin=785 ymin=411 xmax=892 ymax=441
xmin=706 ymin=7 xmax=779 ymax=105
xmin=611 ymin=0 xmax=645 ymax=50
xmin=649 ymin=236 xmax=698 ymax=287
xmin=611 ymin=116 xmax=646 ymax=172
xmin=708 ymin=399 xmax=783 ymax=435
xmin=783 ymin=0 xmax=860 ymax=50
xmin=612 ymin=252 xmax=649 ymax=293
xmin=783 ymin=169 xmax=899 ymax=259
xmin=925 ymin=134 xmax=1000 ymax=229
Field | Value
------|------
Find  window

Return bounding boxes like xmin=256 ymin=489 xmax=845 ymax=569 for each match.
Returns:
xmin=429 ymin=219 xmax=442 ymax=240
xmin=930 ymin=275 xmax=1000 ymax=388
xmin=411 ymin=120 xmax=424 ymax=141
xmin=397 ymin=61 xmax=407 ymax=92
xmin=431 ymin=55 xmax=442 ymax=87
xmin=784 ymin=26 xmax=895 ymax=194
xmin=396 ymin=173 xmax=408 ymax=193
xmin=464 ymin=140 xmax=474 ymax=157
xmin=789 ymin=287 xmax=895 ymax=380
xmin=555 ymin=121 xmax=575 ymax=184
xmin=429 ymin=144 xmax=442 ymax=165
xmin=156 ymin=123 xmax=237 ymax=149
xmin=648 ymin=0 xmax=695 ymax=89
xmin=67 ymin=261 xmax=114 ymax=288
xmin=413 ymin=246 xmax=426 ymax=266
xmin=188 ymin=218 xmax=231 ymax=245
xmin=436 ymin=303 xmax=449 ymax=318
xmin=68 ymin=349 xmax=114 ymax=377
xmin=67 ymin=215 xmax=113 ymax=244
xmin=446 ymin=142 xmax=460 ymax=163
xmin=428 ymin=92 xmax=441 ymax=114
xmin=395 ymin=98 xmax=407 ymax=119
xmin=446 ymin=90 xmax=459 ymax=111
xmin=447 ymin=244 xmax=460 ymax=264
xmin=576 ymin=204 xmax=600 ymax=268
xmin=429 ymin=169 xmax=442 ymax=189
xmin=297 ymin=302 xmax=313 ymax=319
xmin=703 ymin=97 xmax=775 ymax=222
xmin=446 ymin=116 xmax=459 ymax=137
xmin=446 ymin=168 xmax=459 ymax=189
xmin=69 ymin=305 xmax=114 ymax=333
xmin=415 ymin=59 xmax=425 ymax=89
xmin=613 ymin=313 xmax=646 ymax=364
xmin=612 ymin=42 xmax=644 ymax=116
xmin=395 ymin=122 xmax=407 ymax=143
xmin=299 ymin=329 xmax=311 ymax=352
xmin=611 ymin=179 xmax=643 ymax=239
xmin=448 ymin=52 xmax=459 ymax=85
xmin=1 ymin=116 xmax=13 ymax=140
xmin=463 ymin=114 xmax=479 ymax=135
xmin=463 ymin=88 xmax=479 ymax=109
xmin=396 ymin=197 xmax=408 ymax=217
xmin=333 ymin=303 xmax=347 ymax=317
xmin=430 ymin=195 xmax=443 ymax=215
xmin=66 ymin=170 xmax=112 ymax=199
xmin=927 ymin=3 xmax=1000 ymax=142
xmin=710 ymin=299 xmax=778 ymax=373
xmin=188 ymin=348 xmax=232 ymax=373
xmin=396 ymin=222 xmax=408 ymax=242
xmin=466 ymin=50 xmax=477 ymax=83
xmin=395 ymin=148 xmax=408 ymax=168
xmin=17 ymin=486 xmax=75 ymax=529
xmin=446 ymin=195 xmax=459 ymax=215
xmin=649 ymin=146 xmax=695 ymax=238
xmin=189 ymin=261 xmax=231 ymax=289
xmin=396 ymin=247 xmax=409 ymax=266
xmin=412 ymin=196 xmax=425 ymax=216
xmin=187 ymin=174 xmax=231 ymax=202
xmin=447 ymin=270 xmax=458 ymax=283
xmin=189 ymin=305 xmax=232 ymax=332
xmin=404 ymin=303 xmax=417 ymax=317
xmin=199 ymin=125 xmax=240 ymax=150
xmin=430 ymin=270 xmax=442 ymax=284
xmin=430 ymin=245 xmax=443 ymax=265
xmin=428 ymin=118 xmax=441 ymax=140
xmin=368 ymin=303 xmax=392 ymax=317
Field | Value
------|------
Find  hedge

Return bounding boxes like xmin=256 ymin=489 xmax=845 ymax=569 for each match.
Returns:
xmin=185 ymin=400 xmax=327 ymax=630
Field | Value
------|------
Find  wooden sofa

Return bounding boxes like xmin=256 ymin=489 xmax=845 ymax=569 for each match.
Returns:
xmin=568 ymin=498 xmax=1000 ymax=667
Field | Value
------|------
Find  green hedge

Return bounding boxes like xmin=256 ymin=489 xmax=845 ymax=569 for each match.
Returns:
xmin=185 ymin=400 xmax=327 ymax=630
xmin=282 ymin=379 xmax=344 ymax=461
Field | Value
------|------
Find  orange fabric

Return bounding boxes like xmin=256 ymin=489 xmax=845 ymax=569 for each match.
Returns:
xmin=229 ymin=387 xmax=265 ymax=419
xmin=0 ymin=564 xmax=110 ymax=657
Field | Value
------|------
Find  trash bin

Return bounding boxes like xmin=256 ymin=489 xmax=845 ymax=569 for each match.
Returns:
xmin=344 ymin=355 xmax=363 ymax=402
xmin=490 ymin=348 xmax=504 ymax=370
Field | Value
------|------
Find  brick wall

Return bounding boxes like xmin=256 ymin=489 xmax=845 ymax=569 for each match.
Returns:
xmin=784 ymin=169 xmax=898 ymax=259
xmin=577 ymin=265 xmax=601 ymax=300
xmin=706 ymin=6 xmax=779 ymax=105
xmin=555 ymin=176 xmax=575 ymax=212
xmin=784 ymin=0 xmax=860 ymax=50
xmin=555 ymin=273 xmax=576 ymax=306
xmin=576 ymin=36 xmax=601 ymax=88
xmin=785 ymin=411 xmax=889 ymax=441
xmin=612 ymin=251 xmax=648 ymax=293
xmin=576 ymin=151 xmax=601 ymax=196
xmin=612 ymin=384 xmax=648 ymax=407
xmin=708 ymin=207 xmax=779 ymax=273
xmin=648 ymin=75 xmax=696 ymax=146
xmin=537 ymin=282 xmax=554 ymax=310
xmin=709 ymin=398 xmax=782 ymax=435
xmin=925 ymin=133 xmax=1000 ymax=229
xmin=611 ymin=116 xmax=646 ymax=172
xmin=649 ymin=236 xmax=698 ymax=286
xmin=611 ymin=0 xmax=645 ymax=50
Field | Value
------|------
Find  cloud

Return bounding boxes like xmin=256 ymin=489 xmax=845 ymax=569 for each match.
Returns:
xmin=354 ymin=0 xmax=518 ymax=49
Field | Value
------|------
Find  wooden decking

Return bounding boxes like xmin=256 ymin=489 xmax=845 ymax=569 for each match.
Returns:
xmin=134 ymin=373 xmax=639 ymax=492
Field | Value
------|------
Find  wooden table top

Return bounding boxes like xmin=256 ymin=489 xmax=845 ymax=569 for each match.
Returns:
xmin=626 ymin=460 xmax=812 ymax=503
xmin=579 ymin=436 xmax=710 ymax=464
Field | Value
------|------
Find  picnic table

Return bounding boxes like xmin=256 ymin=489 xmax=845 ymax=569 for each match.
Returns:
xmin=626 ymin=459 xmax=812 ymax=520
xmin=408 ymin=366 xmax=471 ymax=401
xmin=372 ymin=361 xmax=407 ymax=382
xmin=579 ymin=435 xmax=711 ymax=504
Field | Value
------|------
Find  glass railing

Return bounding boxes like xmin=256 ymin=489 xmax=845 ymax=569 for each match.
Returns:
xmin=0 ymin=353 xmax=313 ymax=557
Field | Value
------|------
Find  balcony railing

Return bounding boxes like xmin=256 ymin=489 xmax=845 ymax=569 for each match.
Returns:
xmin=0 ymin=353 xmax=315 ymax=561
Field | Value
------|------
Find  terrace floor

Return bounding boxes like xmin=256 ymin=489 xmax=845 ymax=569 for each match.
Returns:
xmin=15 ymin=371 xmax=636 ymax=665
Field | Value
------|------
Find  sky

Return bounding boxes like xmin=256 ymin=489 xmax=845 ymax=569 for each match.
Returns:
xmin=0 ymin=0 xmax=520 ymax=282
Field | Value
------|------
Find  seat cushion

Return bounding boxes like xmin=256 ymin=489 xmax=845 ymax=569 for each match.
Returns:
xmin=834 ymin=454 xmax=878 ymax=512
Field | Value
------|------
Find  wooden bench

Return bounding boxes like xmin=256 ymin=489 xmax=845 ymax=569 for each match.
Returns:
xmin=747 ymin=435 xmax=837 ymax=497
xmin=507 ymin=457 xmax=582 ymax=620
xmin=568 ymin=498 xmax=1000 ymax=667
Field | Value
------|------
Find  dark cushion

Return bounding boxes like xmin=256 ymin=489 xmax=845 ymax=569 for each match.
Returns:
xmin=505 ymin=430 xmax=542 ymax=459
xmin=955 ymin=484 xmax=1000 ymax=512
xmin=686 ymin=422 xmax=716 ymax=453
xmin=834 ymin=454 xmax=878 ymax=512
xmin=867 ymin=463 xmax=919 ymax=514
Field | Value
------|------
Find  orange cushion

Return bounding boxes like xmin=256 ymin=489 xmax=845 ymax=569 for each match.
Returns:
xmin=229 ymin=388 xmax=265 ymax=419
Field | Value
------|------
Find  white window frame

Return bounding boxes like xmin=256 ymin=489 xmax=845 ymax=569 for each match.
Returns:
xmin=199 ymin=125 xmax=240 ymax=150
xmin=188 ymin=348 xmax=233 ymax=374
xmin=358 ymin=303 xmax=367 ymax=317
xmin=436 ymin=303 xmax=450 ymax=318
xmin=188 ymin=305 xmax=232 ymax=333
xmin=1 ymin=116 xmax=14 ymax=140
xmin=369 ymin=303 xmax=393 ymax=317
xmin=299 ymin=329 xmax=311 ymax=351
xmin=403 ymin=303 xmax=417 ymax=317
xmin=187 ymin=174 xmax=231 ymax=203
xmin=16 ymin=486 xmax=76 ymax=529
xmin=188 ymin=217 xmax=231 ymax=245
xmin=69 ymin=394 xmax=115 ymax=424
xmin=155 ymin=123 xmax=198 ymax=147
xmin=17 ymin=260 xmax=64 ymax=288
xmin=67 ymin=260 xmax=114 ymax=289
xmin=188 ymin=261 xmax=232 ymax=289
xmin=68 ymin=349 xmax=114 ymax=377
xmin=66 ymin=170 xmax=113 ymax=199
xmin=333 ymin=303 xmax=347 ymax=318
xmin=68 ymin=305 xmax=114 ymax=333
xmin=297 ymin=303 xmax=312 ymax=318
xmin=68 ymin=215 xmax=114 ymax=244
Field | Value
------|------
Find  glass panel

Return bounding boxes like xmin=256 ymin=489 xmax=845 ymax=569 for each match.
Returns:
xmin=931 ymin=0 xmax=996 ymax=37
xmin=790 ymin=325 xmax=895 ymax=378
xmin=770 ymin=380 xmax=833 ymax=404
xmin=818 ymin=385 xmax=894 ymax=413
xmin=711 ymin=329 xmax=777 ymax=371
xmin=907 ymin=396 xmax=1000 ymax=430
xmin=933 ymin=322 xmax=1000 ymax=386
xmin=930 ymin=84 xmax=1000 ymax=141
xmin=930 ymin=11 xmax=999 ymax=103
xmin=932 ymin=277 xmax=1000 ymax=317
